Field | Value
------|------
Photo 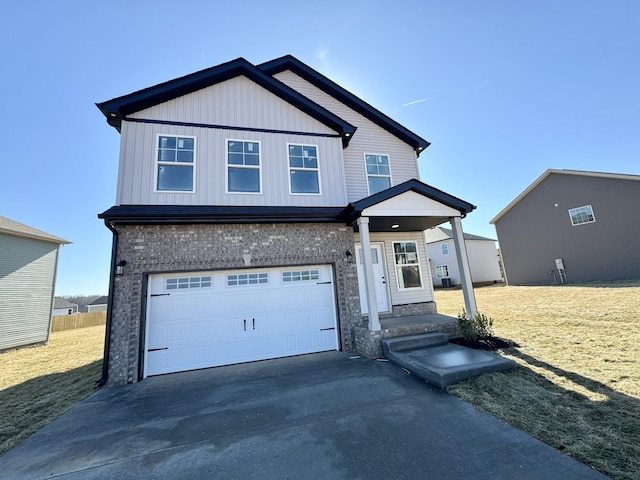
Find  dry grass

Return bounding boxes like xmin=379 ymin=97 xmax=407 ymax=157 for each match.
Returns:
xmin=437 ymin=281 xmax=640 ymax=480
xmin=0 ymin=325 xmax=104 ymax=455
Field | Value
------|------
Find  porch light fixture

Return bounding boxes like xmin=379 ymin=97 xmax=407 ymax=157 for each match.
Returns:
xmin=391 ymin=224 xmax=400 ymax=229
xmin=115 ymin=260 xmax=127 ymax=275
xmin=345 ymin=250 xmax=353 ymax=264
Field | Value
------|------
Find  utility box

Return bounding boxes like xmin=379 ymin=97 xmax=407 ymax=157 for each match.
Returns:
xmin=441 ymin=278 xmax=452 ymax=288
xmin=555 ymin=258 xmax=565 ymax=270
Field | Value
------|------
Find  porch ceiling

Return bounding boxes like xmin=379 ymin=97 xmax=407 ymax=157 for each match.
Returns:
xmin=353 ymin=216 xmax=450 ymax=233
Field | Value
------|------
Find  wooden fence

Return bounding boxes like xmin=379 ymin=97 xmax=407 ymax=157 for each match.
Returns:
xmin=51 ymin=311 xmax=107 ymax=332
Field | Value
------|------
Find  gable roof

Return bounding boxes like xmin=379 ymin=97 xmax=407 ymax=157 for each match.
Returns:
xmin=96 ymin=57 xmax=356 ymax=146
xmin=89 ymin=296 xmax=109 ymax=306
xmin=0 ymin=215 xmax=70 ymax=245
xmin=259 ymin=55 xmax=430 ymax=155
xmin=425 ymin=226 xmax=496 ymax=243
xmin=490 ymin=169 xmax=640 ymax=224
xmin=53 ymin=297 xmax=78 ymax=309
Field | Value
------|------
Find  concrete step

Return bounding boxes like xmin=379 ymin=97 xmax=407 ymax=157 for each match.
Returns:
xmin=382 ymin=334 xmax=516 ymax=389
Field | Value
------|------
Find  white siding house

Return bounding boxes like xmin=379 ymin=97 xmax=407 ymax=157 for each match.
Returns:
xmin=0 ymin=216 xmax=70 ymax=351
xmin=425 ymin=227 xmax=502 ymax=287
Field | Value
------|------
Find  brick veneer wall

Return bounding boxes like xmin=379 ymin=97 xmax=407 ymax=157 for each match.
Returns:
xmin=107 ymin=222 xmax=360 ymax=386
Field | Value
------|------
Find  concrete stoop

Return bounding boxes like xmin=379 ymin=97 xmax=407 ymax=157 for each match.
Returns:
xmin=381 ymin=333 xmax=516 ymax=388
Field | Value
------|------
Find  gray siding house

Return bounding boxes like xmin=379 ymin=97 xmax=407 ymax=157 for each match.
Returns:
xmin=491 ymin=169 xmax=640 ymax=285
xmin=96 ymin=56 xmax=480 ymax=386
xmin=53 ymin=297 xmax=78 ymax=316
xmin=0 ymin=216 xmax=70 ymax=351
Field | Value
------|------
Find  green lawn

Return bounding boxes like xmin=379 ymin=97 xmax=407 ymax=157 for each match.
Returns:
xmin=436 ymin=282 xmax=640 ymax=480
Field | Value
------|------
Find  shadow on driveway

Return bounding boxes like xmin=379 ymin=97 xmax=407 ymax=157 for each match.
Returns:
xmin=0 ymin=352 xmax=608 ymax=479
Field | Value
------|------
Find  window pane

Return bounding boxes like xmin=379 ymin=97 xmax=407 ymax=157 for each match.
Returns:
xmin=368 ymin=176 xmax=391 ymax=194
xmin=158 ymin=149 xmax=176 ymax=162
xmin=159 ymin=136 xmax=176 ymax=149
xmin=376 ymin=155 xmax=389 ymax=166
xmin=228 ymin=141 xmax=243 ymax=153
xmin=377 ymin=164 xmax=390 ymax=175
xmin=157 ymin=165 xmax=193 ymax=191
xmin=303 ymin=146 xmax=317 ymax=157
xmin=289 ymin=156 xmax=304 ymax=168
xmin=365 ymin=155 xmax=377 ymax=165
xmin=398 ymin=265 xmax=422 ymax=288
xmin=366 ymin=164 xmax=379 ymax=175
xmin=244 ymin=153 xmax=259 ymax=166
xmin=304 ymin=157 xmax=318 ymax=169
xmin=176 ymin=150 xmax=193 ymax=163
xmin=178 ymin=138 xmax=194 ymax=150
xmin=228 ymin=153 xmax=244 ymax=165
xmin=290 ymin=170 xmax=319 ymax=193
xmin=244 ymin=142 xmax=259 ymax=153
xmin=228 ymin=167 xmax=260 ymax=192
xmin=289 ymin=145 xmax=303 ymax=156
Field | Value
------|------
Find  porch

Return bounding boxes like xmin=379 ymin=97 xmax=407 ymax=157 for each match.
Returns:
xmin=353 ymin=313 xmax=460 ymax=359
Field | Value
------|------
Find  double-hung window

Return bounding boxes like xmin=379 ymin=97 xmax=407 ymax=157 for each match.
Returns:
xmin=441 ymin=243 xmax=449 ymax=256
xmin=156 ymin=135 xmax=195 ymax=192
xmin=393 ymin=241 xmax=423 ymax=289
xmin=227 ymin=140 xmax=261 ymax=193
xmin=435 ymin=265 xmax=449 ymax=278
xmin=365 ymin=154 xmax=391 ymax=195
xmin=288 ymin=144 xmax=320 ymax=194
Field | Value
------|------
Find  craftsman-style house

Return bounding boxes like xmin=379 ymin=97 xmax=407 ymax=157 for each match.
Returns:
xmin=97 ymin=55 xmax=477 ymax=385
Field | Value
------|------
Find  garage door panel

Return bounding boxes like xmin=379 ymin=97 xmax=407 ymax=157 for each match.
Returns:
xmin=145 ymin=265 xmax=338 ymax=377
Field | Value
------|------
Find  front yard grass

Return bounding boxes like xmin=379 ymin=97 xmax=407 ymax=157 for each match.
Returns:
xmin=0 ymin=325 xmax=104 ymax=455
xmin=436 ymin=281 xmax=640 ymax=480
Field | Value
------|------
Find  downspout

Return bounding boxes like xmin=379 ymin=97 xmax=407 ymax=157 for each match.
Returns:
xmin=98 ymin=219 xmax=118 ymax=388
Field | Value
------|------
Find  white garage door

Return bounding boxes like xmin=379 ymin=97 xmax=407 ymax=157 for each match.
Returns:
xmin=144 ymin=265 xmax=338 ymax=377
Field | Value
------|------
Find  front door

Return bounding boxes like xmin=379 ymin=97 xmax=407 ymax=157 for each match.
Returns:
xmin=355 ymin=244 xmax=390 ymax=314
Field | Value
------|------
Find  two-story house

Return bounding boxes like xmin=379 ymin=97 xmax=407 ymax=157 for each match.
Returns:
xmin=97 ymin=55 xmax=478 ymax=386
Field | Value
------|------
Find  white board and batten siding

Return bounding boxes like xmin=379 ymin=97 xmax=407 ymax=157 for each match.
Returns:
xmin=274 ymin=71 xmax=421 ymax=202
xmin=0 ymin=234 xmax=58 ymax=350
xmin=356 ymin=231 xmax=434 ymax=306
xmin=118 ymin=76 xmax=348 ymax=207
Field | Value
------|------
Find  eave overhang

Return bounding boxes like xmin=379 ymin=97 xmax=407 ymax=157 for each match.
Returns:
xmin=259 ymin=55 xmax=431 ymax=156
xmin=96 ymin=58 xmax=357 ymax=146
xmin=99 ymin=205 xmax=346 ymax=225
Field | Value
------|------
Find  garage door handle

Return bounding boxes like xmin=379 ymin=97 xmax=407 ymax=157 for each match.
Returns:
xmin=320 ymin=327 xmax=335 ymax=331
xmin=148 ymin=347 xmax=168 ymax=352
xmin=252 ymin=318 xmax=255 ymax=330
xmin=244 ymin=319 xmax=246 ymax=331
xmin=317 ymin=281 xmax=332 ymax=284
xmin=150 ymin=293 xmax=170 ymax=297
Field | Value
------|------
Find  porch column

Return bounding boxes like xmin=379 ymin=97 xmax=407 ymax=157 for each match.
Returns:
xmin=357 ymin=216 xmax=381 ymax=331
xmin=449 ymin=216 xmax=478 ymax=317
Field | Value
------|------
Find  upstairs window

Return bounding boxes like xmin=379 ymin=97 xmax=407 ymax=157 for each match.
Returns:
xmin=227 ymin=140 xmax=261 ymax=193
xmin=569 ymin=205 xmax=595 ymax=226
xmin=156 ymin=135 xmax=195 ymax=192
xmin=365 ymin=154 xmax=391 ymax=195
xmin=393 ymin=241 xmax=423 ymax=289
xmin=288 ymin=144 xmax=320 ymax=194
xmin=441 ymin=243 xmax=449 ymax=256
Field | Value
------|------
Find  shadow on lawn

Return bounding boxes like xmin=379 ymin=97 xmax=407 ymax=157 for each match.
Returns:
xmin=0 ymin=360 xmax=102 ymax=455
xmin=498 ymin=348 xmax=639 ymax=479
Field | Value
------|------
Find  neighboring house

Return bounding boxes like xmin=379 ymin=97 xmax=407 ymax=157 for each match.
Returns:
xmin=96 ymin=55 xmax=479 ymax=386
xmin=491 ymin=169 xmax=640 ymax=285
xmin=87 ymin=296 xmax=108 ymax=312
xmin=53 ymin=297 xmax=78 ymax=316
xmin=0 ymin=216 xmax=70 ymax=351
xmin=424 ymin=227 xmax=502 ymax=287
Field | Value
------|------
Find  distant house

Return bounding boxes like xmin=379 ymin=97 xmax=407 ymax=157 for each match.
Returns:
xmin=490 ymin=169 xmax=640 ymax=285
xmin=87 ymin=296 xmax=108 ymax=312
xmin=425 ymin=227 xmax=502 ymax=287
xmin=53 ymin=297 xmax=78 ymax=316
xmin=0 ymin=215 xmax=70 ymax=351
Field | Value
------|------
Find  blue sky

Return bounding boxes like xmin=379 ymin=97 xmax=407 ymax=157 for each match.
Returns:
xmin=2 ymin=1 xmax=638 ymax=295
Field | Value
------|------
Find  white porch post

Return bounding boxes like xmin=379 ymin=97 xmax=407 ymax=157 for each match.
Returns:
xmin=357 ymin=216 xmax=381 ymax=331
xmin=450 ymin=216 xmax=478 ymax=317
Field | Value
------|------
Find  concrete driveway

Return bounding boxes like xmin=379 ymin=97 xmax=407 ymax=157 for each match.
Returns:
xmin=0 ymin=352 xmax=607 ymax=479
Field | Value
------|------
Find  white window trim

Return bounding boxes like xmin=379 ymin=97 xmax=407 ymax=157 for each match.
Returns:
xmin=154 ymin=134 xmax=197 ymax=194
xmin=568 ymin=205 xmax=596 ymax=226
xmin=435 ymin=265 xmax=450 ymax=278
xmin=225 ymin=138 xmax=263 ymax=195
xmin=441 ymin=243 xmax=449 ymax=256
xmin=364 ymin=153 xmax=393 ymax=196
xmin=287 ymin=143 xmax=322 ymax=195
xmin=393 ymin=240 xmax=424 ymax=290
